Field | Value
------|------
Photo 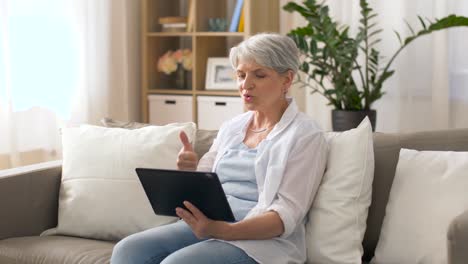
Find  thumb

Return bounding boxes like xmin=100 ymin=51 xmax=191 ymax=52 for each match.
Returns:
xmin=179 ymin=131 xmax=193 ymax=152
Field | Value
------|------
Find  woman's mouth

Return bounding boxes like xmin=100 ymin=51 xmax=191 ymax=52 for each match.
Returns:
xmin=244 ymin=95 xmax=253 ymax=102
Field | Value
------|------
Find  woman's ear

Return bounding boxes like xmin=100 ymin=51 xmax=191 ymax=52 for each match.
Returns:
xmin=282 ymin=70 xmax=294 ymax=89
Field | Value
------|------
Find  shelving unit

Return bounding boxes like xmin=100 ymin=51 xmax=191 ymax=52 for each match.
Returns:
xmin=141 ymin=0 xmax=279 ymax=126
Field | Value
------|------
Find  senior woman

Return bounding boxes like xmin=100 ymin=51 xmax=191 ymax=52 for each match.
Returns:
xmin=111 ymin=33 xmax=328 ymax=264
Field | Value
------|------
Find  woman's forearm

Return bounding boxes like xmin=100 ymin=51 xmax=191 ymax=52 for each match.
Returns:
xmin=212 ymin=211 xmax=284 ymax=241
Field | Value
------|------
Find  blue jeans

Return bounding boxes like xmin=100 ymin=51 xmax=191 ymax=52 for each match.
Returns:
xmin=110 ymin=221 xmax=258 ymax=264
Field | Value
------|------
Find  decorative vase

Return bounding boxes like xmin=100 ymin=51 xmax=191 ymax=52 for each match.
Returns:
xmin=175 ymin=63 xmax=187 ymax=89
xmin=332 ymin=110 xmax=376 ymax=132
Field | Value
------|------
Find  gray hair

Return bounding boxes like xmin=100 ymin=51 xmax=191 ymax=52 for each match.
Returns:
xmin=229 ymin=33 xmax=300 ymax=74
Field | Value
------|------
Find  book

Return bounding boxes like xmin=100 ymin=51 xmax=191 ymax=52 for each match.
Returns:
xmin=162 ymin=23 xmax=187 ymax=28
xmin=229 ymin=0 xmax=244 ymax=32
xmin=159 ymin=16 xmax=186 ymax=24
xmin=237 ymin=8 xmax=244 ymax=32
xmin=162 ymin=23 xmax=187 ymax=32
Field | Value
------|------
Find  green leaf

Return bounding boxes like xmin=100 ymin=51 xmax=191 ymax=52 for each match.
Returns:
xmin=418 ymin=15 xmax=427 ymax=29
xmin=324 ymin=89 xmax=336 ymax=95
xmin=404 ymin=36 xmax=417 ymax=45
xmin=313 ymin=69 xmax=327 ymax=76
xmin=404 ymin=19 xmax=416 ymax=35
xmin=393 ymin=30 xmax=403 ymax=45
xmin=368 ymin=28 xmax=383 ymax=38
xmin=376 ymin=70 xmax=395 ymax=87
xmin=309 ymin=39 xmax=318 ymax=54
xmin=428 ymin=15 xmax=468 ymax=30
xmin=301 ymin=62 xmax=310 ymax=73
xmin=367 ymin=22 xmax=378 ymax=29
xmin=369 ymin=39 xmax=382 ymax=47
xmin=367 ymin=13 xmax=378 ymax=21
xmin=283 ymin=2 xmax=308 ymax=14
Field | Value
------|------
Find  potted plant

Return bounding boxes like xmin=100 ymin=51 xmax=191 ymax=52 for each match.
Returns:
xmin=283 ymin=0 xmax=468 ymax=131
xmin=157 ymin=49 xmax=193 ymax=89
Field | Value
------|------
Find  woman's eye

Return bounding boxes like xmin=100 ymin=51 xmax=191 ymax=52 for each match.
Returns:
xmin=256 ymin=75 xmax=266 ymax=78
xmin=237 ymin=74 xmax=245 ymax=79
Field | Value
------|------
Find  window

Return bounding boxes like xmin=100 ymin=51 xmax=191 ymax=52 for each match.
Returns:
xmin=0 ymin=0 xmax=79 ymax=168
xmin=2 ymin=0 xmax=78 ymax=118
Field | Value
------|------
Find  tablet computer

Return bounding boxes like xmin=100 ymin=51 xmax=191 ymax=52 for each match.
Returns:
xmin=136 ymin=168 xmax=235 ymax=222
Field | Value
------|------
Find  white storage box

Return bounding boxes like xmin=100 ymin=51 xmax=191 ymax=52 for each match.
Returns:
xmin=148 ymin=95 xmax=193 ymax=125
xmin=197 ymin=96 xmax=244 ymax=130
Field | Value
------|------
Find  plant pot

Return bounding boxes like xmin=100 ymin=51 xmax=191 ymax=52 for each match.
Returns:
xmin=332 ymin=110 xmax=376 ymax=132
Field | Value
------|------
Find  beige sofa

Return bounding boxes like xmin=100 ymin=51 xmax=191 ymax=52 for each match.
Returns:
xmin=1 ymin=129 xmax=468 ymax=264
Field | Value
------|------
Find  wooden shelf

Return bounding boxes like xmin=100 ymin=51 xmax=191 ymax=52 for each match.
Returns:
xmin=147 ymin=89 xmax=194 ymax=95
xmin=195 ymin=32 xmax=245 ymax=37
xmin=147 ymin=32 xmax=245 ymax=37
xmin=147 ymin=32 xmax=194 ymax=37
xmin=141 ymin=0 xmax=279 ymax=124
xmin=195 ymin=90 xmax=239 ymax=96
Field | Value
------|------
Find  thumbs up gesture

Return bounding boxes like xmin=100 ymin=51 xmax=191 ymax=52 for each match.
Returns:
xmin=177 ymin=131 xmax=199 ymax=171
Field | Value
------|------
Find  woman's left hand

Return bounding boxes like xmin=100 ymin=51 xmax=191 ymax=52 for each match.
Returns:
xmin=176 ymin=201 xmax=225 ymax=239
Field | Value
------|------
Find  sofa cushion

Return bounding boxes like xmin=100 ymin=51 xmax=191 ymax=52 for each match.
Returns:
xmin=362 ymin=128 xmax=468 ymax=261
xmin=306 ymin=118 xmax=374 ymax=264
xmin=371 ymin=149 xmax=468 ymax=263
xmin=192 ymin=129 xmax=218 ymax=158
xmin=46 ymin=123 xmax=196 ymax=241
xmin=0 ymin=236 xmax=114 ymax=264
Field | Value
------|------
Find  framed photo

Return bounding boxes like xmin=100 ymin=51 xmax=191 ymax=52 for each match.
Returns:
xmin=205 ymin=57 xmax=237 ymax=90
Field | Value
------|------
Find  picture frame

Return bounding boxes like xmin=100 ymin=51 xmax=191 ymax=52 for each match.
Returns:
xmin=205 ymin=57 xmax=237 ymax=90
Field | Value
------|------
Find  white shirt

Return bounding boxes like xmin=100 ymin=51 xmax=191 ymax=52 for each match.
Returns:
xmin=197 ymin=98 xmax=328 ymax=264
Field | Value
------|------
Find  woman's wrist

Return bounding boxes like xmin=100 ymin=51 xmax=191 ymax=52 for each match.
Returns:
xmin=211 ymin=221 xmax=235 ymax=240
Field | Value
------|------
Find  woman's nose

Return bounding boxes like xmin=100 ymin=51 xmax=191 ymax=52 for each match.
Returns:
xmin=242 ymin=77 xmax=254 ymax=90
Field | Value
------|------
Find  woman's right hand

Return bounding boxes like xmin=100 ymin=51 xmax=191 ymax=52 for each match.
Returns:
xmin=177 ymin=131 xmax=198 ymax=171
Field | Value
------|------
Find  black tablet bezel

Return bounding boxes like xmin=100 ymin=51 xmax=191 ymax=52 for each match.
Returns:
xmin=136 ymin=168 xmax=235 ymax=222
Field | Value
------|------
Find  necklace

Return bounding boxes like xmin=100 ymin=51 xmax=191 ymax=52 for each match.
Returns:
xmin=249 ymin=127 xmax=269 ymax=133
xmin=249 ymin=124 xmax=275 ymax=133
xmin=249 ymin=119 xmax=275 ymax=133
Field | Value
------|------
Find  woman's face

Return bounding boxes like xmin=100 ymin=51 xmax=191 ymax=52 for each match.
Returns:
xmin=236 ymin=59 xmax=292 ymax=112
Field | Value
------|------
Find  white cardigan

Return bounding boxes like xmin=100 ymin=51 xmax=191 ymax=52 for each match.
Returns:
xmin=197 ymin=98 xmax=328 ymax=264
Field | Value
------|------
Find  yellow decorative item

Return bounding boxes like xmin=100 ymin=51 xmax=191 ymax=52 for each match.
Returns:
xmin=237 ymin=9 xmax=244 ymax=32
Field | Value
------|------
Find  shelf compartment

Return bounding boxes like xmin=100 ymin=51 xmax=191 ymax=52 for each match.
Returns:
xmin=196 ymin=0 xmax=229 ymax=32
xmin=145 ymin=0 xmax=191 ymax=32
xmin=194 ymin=35 xmax=243 ymax=91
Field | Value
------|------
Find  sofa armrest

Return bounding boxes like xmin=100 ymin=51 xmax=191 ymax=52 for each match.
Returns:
xmin=447 ymin=209 xmax=468 ymax=264
xmin=0 ymin=160 xmax=62 ymax=240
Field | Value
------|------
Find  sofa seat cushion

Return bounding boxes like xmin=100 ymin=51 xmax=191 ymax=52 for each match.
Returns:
xmin=0 ymin=235 xmax=114 ymax=264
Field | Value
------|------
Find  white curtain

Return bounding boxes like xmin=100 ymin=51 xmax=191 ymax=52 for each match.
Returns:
xmin=0 ymin=0 xmax=140 ymax=170
xmin=70 ymin=0 xmax=141 ymax=125
xmin=280 ymin=0 xmax=468 ymax=132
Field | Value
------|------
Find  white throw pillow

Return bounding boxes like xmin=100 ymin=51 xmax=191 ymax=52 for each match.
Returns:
xmin=306 ymin=117 xmax=374 ymax=264
xmin=44 ymin=123 xmax=196 ymax=241
xmin=371 ymin=149 xmax=468 ymax=264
